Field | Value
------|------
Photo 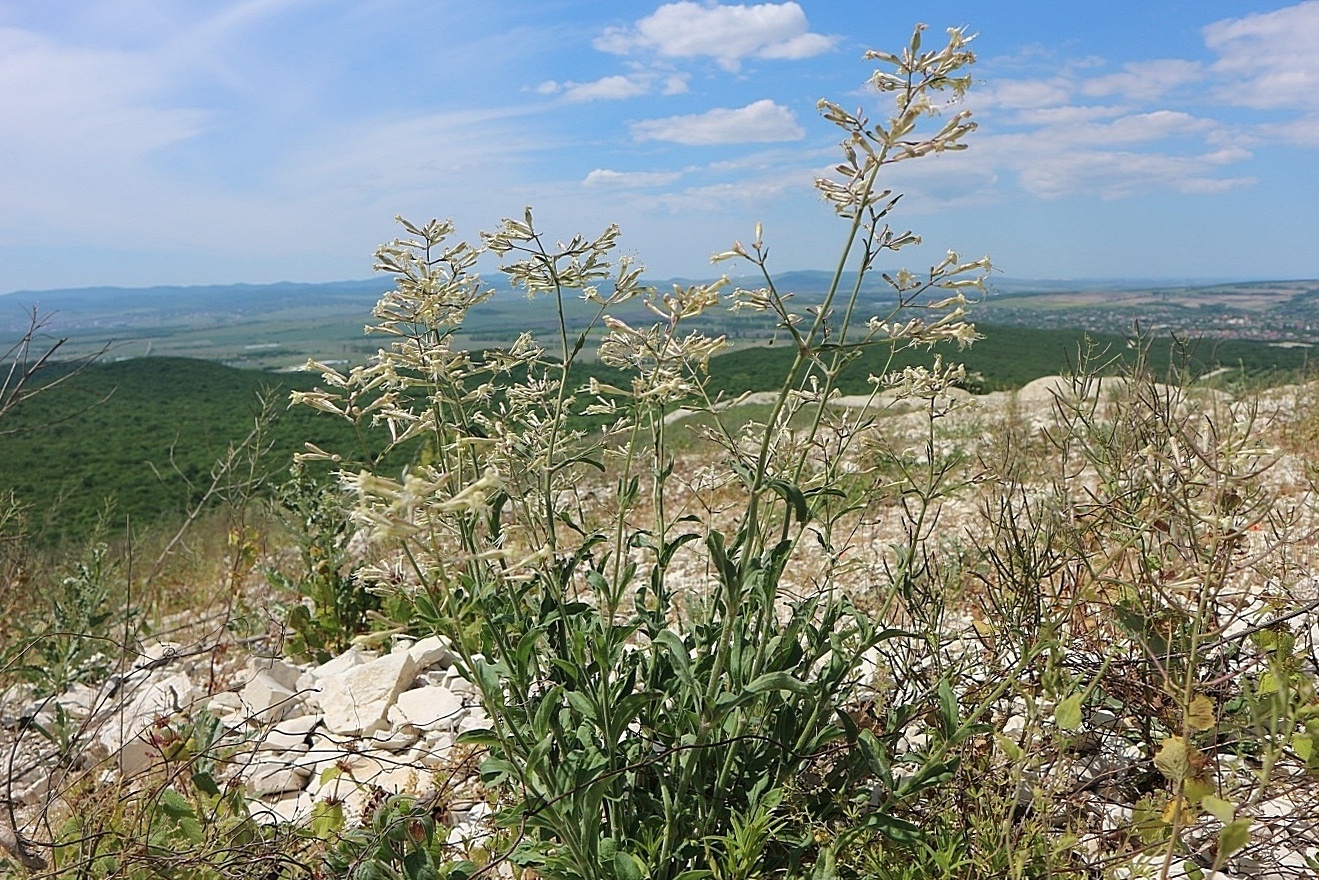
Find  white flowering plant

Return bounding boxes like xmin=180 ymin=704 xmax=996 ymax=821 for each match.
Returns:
xmin=293 ymin=24 xmax=991 ymax=880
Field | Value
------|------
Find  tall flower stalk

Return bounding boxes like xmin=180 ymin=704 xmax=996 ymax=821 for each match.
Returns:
xmin=295 ymin=24 xmax=990 ymax=880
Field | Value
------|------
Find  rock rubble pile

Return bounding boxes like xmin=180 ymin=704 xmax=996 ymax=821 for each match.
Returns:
xmin=2 ymin=634 xmax=494 ymax=863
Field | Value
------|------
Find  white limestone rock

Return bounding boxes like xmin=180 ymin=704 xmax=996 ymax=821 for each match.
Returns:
xmin=248 ymin=791 xmax=315 ymax=826
xmin=246 ymin=761 xmax=311 ymax=796
xmin=246 ymin=657 xmax=305 ymax=692
xmin=457 ymin=706 xmax=490 ymax=735
xmin=407 ymin=635 xmax=455 ymax=671
xmin=239 ymin=670 xmax=301 ymax=723
xmin=270 ymin=713 xmax=322 ymax=737
xmin=133 ymin=640 xmax=184 ymax=670
xmin=389 ymin=686 xmax=466 ymax=731
xmin=310 ymin=646 xmax=371 ymax=682
xmin=318 ymin=651 xmax=418 ymax=736
xmin=306 ymin=751 xmax=430 ymax=820
xmin=98 ymin=671 xmax=201 ymax=777
xmin=368 ymin=723 xmax=421 ymax=751
xmin=254 ymin=727 xmax=311 ymax=754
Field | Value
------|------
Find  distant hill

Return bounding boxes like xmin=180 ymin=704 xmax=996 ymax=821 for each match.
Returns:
xmin=5 ymin=274 xmax=1318 ymax=370
xmin=0 ymin=279 xmax=386 ymax=313
xmin=1 ymin=322 xmax=1312 ymax=544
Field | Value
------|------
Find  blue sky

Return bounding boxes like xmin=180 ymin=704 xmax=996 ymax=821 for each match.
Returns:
xmin=1 ymin=0 xmax=1316 ymax=294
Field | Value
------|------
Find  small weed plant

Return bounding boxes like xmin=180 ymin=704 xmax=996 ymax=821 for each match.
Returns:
xmin=295 ymin=24 xmax=990 ymax=880
xmin=268 ymin=463 xmax=381 ymax=662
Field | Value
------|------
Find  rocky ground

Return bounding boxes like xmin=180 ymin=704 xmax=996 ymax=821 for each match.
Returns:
xmin=4 ymin=375 xmax=1319 ymax=878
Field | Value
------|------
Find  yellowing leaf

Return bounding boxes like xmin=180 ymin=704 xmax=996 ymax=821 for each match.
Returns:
xmin=1183 ymin=775 xmax=1214 ymax=805
xmin=1056 ymin=694 xmax=1083 ymax=731
xmin=1201 ymin=794 xmax=1235 ymax=824
xmin=1186 ymin=694 xmax=1216 ymax=731
xmin=1155 ymin=736 xmax=1191 ymax=783
xmin=1293 ymin=733 xmax=1314 ymax=763
xmin=1161 ymin=795 xmax=1187 ymax=824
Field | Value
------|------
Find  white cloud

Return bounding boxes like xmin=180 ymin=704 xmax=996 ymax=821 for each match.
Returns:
xmin=537 ymin=72 xmax=688 ymax=102
xmin=1012 ymin=147 xmax=1255 ymax=200
xmin=979 ymin=78 xmax=1073 ymax=110
xmin=583 ymin=168 xmax=684 ymax=187
xmin=562 ymin=74 xmax=651 ymax=102
xmin=1082 ymin=59 xmax=1204 ymax=102
xmin=954 ymin=7 xmax=1319 ymax=205
xmin=1205 ymin=1 xmax=1319 ymax=109
xmin=594 ymin=1 xmax=834 ymax=72
xmin=649 ymin=173 xmax=804 ymax=211
xmin=0 ymin=27 xmax=208 ymax=157
xmin=661 ymin=74 xmax=690 ymax=95
xmin=631 ymin=99 xmax=804 ymax=144
xmin=1050 ymin=110 xmax=1221 ymax=147
xmin=1261 ymin=114 xmax=1319 ymax=146
xmin=1007 ymin=104 xmax=1127 ymax=126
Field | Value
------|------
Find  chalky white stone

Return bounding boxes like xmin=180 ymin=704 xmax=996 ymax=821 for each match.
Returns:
xmin=390 ymin=685 xmax=466 ymax=731
xmin=318 ymin=650 xmax=419 ymax=736
xmin=239 ymin=670 xmax=301 ymax=723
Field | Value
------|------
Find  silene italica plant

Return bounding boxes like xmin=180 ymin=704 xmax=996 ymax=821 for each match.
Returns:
xmin=3 ymin=22 xmax=1314 ymax=880
xmin=292 ymin=23 xmax=992 ymax=880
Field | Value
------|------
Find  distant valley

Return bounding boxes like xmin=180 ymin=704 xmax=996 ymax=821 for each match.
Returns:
xmin=4 ymin=274 xmax=1317 ymax=371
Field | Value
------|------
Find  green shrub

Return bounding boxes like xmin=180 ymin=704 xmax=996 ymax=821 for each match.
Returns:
xmin=268 ymin=464 xmax=381 ymax=662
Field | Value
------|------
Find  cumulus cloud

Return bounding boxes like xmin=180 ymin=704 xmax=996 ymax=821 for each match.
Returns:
xmin=1205 ymin=0 xmax=1319 ymax=109
xmin=536 ymin=72 xmax=689 ymax=102
xmin=952 ymin=6 xmax=1319 ymax=203
xmin=594 ymin=1 xmax=834 ymax=71
xmin=631 ymin=99 xmax=804 ymax=144
xmin=979 ymin=78 xmax=1073 ymax=110
xmin=1007 ymin=104 xmax=1126 ymax=126
xmin=1046 ymin=110 xmax=1221 ymax=147
xmin=583 ymin=168 xmax=684 ymax=187
xmin=1082 ymin=59 xmax=1204 ymax=101
xmin=1012 ymin=146 xmax=1255 ymax=200
xmin=562 ymin=75 xmax=651 ymax=102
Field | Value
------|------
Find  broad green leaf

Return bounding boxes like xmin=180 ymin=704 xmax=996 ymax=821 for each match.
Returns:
xmin=157 ymin=787 xmax=195 ymax=821
xmin=311 ymin=800 xmax=345 ymax=838
xmin=475 ymin=658 xmax=501 ymax=696
xmin=865 ymin=809 xmax=923 ymax=843
xmin=614 ymin=852 xmax=645 ymax=880
xmin=1292 ymin=732 xmax=1314 ymax=762
xmin=403 ymin=849 xmax=438 ymax=880
xmin=455 ymin=728 xmax=500 ymax=747
xmin=1201 ymin=794 xmax=1235 ymax=824
xmin=937 ymin=679 xmax=959 ymax=737
xmin=767 ymin=477 xmax=810 ymax=523
xmin=1055 ymin=694 xmax=1083 ymax=731
xmin=1215 ymin=819 xmax=1252 ymax=867
xmin=190 ymin=771 xmax=220 ymax=797
xmin=565 ymin=689 xmax=596 ymax=720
